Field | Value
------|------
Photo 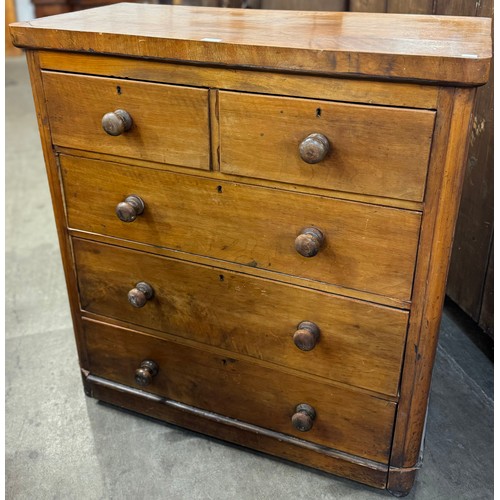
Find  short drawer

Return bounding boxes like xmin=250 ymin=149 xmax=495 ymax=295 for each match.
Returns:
xmin=61 ymin=155 xmax=421 ymax=302
xmin=83 ymin=319 xmax=397 ymax=463
xmin=219 ymin=91 xmax=435 ymax=202
xmin=74 ymin=238 xmax=408 ymax=396
xmin=42 ymin=71 xmax=210 ymax=170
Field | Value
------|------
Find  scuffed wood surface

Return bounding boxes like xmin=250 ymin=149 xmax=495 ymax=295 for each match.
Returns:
xmin=10 ymin=4 xmax=491 ymax=84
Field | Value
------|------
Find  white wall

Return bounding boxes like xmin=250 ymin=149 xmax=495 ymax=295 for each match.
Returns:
xmin=15 ymin=0 xmax=35 ymax=21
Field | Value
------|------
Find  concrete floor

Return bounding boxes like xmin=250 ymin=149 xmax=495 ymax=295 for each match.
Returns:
xmin=6 ymin=56 xmax=494 ymax=499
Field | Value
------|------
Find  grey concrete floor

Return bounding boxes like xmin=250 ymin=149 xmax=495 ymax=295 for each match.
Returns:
xmin=5 ymin=56 xmax=494 ymax=500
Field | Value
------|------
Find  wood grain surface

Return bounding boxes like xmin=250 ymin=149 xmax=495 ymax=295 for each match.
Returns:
xmin=37 ymin=51 xmax=439 ymax=110
xmin=73 ymin=238 xmax=409 ymax=396
xmin=42 ymin=71 xmax=210 ymax=170
xmin=390 ymin=87 xmax=476 ymax=471
xmin=219 ymin=91 xmax=435 ymax=202
xmin=60 ymin=154 xmax=422 ymax=301
xmin=83 ymin=319 xmax=397 ymax=463
xmin=10 ymin=5 xmax=491 ymax=85
xmin=87 ymin=373 xmax=389 ymax=488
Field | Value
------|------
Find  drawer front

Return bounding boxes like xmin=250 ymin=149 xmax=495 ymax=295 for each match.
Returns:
xmin=42 ymin=71 xmax=210 ymax=170
xmin=219 ymin=91 xmax=435 ymax=202
xmin=74 ymin=238 xmax=408 ymax=396
xmin=62 ymin=155 xmax=421 ymax=301
xmin=83 ymin=319 xmax=397 ymax=463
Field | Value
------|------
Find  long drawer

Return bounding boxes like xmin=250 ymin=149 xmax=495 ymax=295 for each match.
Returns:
xmin=74 ymin=238 xmax=408 ymax=396
xmin=219 ymin=91 xmax=435 ymax=202
xmin=61 ymin=155 xmax=422 ymax=301
xmin=83 ymin=318 xmax=397 ymax=464
xmin=43 ymin=71 xmax=210 ymax=170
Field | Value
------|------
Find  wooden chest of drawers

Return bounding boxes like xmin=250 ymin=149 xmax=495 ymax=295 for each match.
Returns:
xmin=10 ymin=6 xmax=491 ymax=495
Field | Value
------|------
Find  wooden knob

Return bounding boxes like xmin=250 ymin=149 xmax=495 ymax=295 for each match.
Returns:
xmin=293 ymin=321 xmax=320 ymax=351
xmin=295 ymin=227 xmax=324 ymax=257
xmin=291 ymin=403 xmax=316 ymax=432
xmin=128 ymin=282 xmax=154 ymax=308
xmin=134 ymin=360 xmax=159 ymax=387
xmin=116 ymin=194 xmax=144 ymax=222
xmin=102 ymin=109 xmax=133 ymax=136
xmin=299 ymin=133 xmax=330 ymax=164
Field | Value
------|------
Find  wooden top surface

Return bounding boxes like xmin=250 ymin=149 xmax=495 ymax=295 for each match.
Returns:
xmin=10 ymin=3 xmax=491 ymax=85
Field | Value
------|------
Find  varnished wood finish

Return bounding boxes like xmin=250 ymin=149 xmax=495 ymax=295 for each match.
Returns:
xmin=69 ymin=228 xmax=412 ymax=310
xmin=61 ymin=155 xmax=421 ymax=301
xmin=42 ymin=71 xmax=210 ymax=170
xmin=87 ymin=374 xmax=389 ymax=489
xmin=83 ymin=319 xmax=397 ymax=463
xmin=219 ymin=91 xmax=435 ymax=202
xmin=10 ymin=5 xmax=491 ymax=85
xmin=57 ymin=145 xmax=425 ymax=213
xmin=24 ymin=51 xmax=90 ymax=369
xmin=73 ymin=238 xmax=408 ymax=396
xmin=37 ymin=51 xmax=440 ymax=110
xmin=390 ymin=87 xmax=476 ymax=474
xmin=13 ymin=6 xmax=491 ymax=494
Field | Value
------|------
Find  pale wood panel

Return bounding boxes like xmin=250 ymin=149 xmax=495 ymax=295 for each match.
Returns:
xmin=42 ymin=71 xmax=210 ymax=170
xmin=38 ymin=51 xmax=439 ymax=110
xmin=10 ymin=5 xmax=492 ymax=85
xmin=60 ymin=155 xmax=422 ymax=302
xmin=73 ymin=238 xmax=409 ymax=396
xmin=84 ymin=319 xmax=397 ymax=463
xmin=219 ymin=91 xmax=435 ymax=202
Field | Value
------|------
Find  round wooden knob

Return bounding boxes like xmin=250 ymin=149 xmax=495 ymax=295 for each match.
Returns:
xmin=291 ymin=403 xmax=316 ymax=432
xmin=299 ymin=133 xmax=330 ymax=164
xmin=116 ymin=194 xmax=144 ymax=222
xmin=295 ymin=227 xmax=324 ymax=257
xmin=293 ymin=321 xmax=320 ymax=351
xmin=128 ymin=282 xmax=154 ymax=308
xmin=134 ymin=360 xmax=159 ymax=386
xmin=102 ymin=109 xmax=133 ymax=136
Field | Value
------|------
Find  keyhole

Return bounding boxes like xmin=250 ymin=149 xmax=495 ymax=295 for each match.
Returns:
xmin=316 ymin=108 xmax=322 ymax=118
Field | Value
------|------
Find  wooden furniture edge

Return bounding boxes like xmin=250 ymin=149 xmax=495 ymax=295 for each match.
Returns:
xmin=79 ymin=313 xmax=401 ymax=402
xmin=25 ymin=50 xmax=89 ymax=367
xmin=387 ymin=466 xmax=419 ymax=497
xmin=9 ymin=18 xmax=491 ymax=86
xmin=389 ymin=86 xmax=477 ymax=474
xmin=68 ymin=229 xmax=412 ymax=310
xmin=57 ymin=147 xmax=424 ymax=212
xmin=36 ymin=51 xmax=440 ymax=110
xmin=83 ymin=372 xmax=389 ymax=489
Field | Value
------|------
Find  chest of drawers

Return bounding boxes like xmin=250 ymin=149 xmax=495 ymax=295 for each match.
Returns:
xmin=10 ymin=5 xmax=491 ymax=495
